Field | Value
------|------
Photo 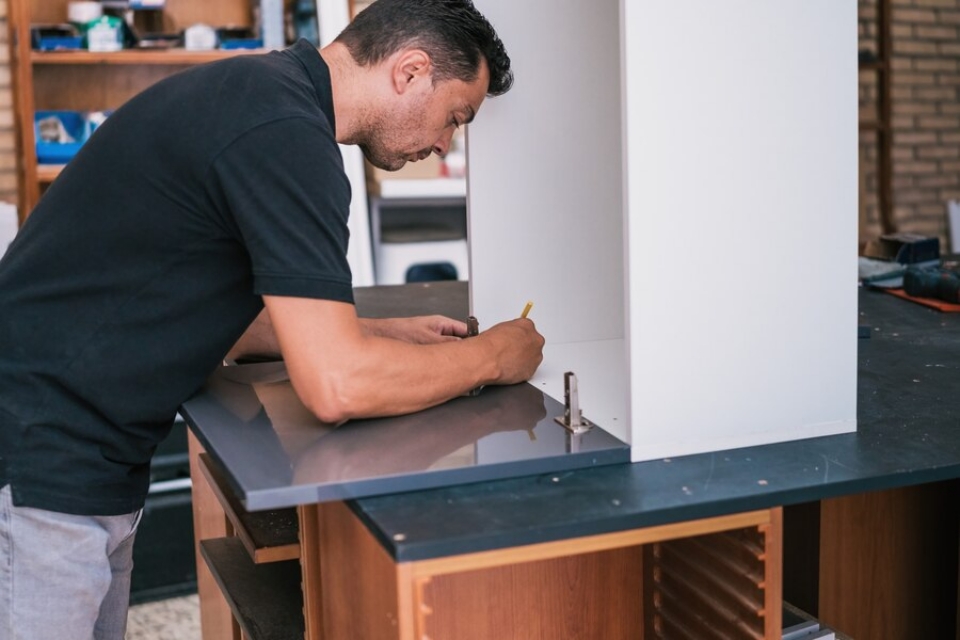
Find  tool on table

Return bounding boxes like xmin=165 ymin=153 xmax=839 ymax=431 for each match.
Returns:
xmin=860 ymin=233 xmax=941 ymax=288
xmin=520 ymin=301 xmax=534 ymax=319
xmin=903 ymin=264 xmax=960 ymax=304
xmin=555 ymin=371 xmax=594 ymax=435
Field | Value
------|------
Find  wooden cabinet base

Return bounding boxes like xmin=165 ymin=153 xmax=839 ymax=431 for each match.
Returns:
xmin=305 ymin=502 xmax=782 ymax=640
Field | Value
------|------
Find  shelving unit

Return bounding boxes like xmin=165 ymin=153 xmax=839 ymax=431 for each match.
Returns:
xmin=859 ymin=0 xmax=893 ymax=236
xmin=6 ymin=0 xmax=268 ymax=223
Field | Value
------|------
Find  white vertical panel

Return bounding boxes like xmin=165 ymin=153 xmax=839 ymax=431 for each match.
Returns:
xmin=468 ymin=0 xmax=624 ymax=343
xmin=623 ymin=0 xmax=859 ymax=460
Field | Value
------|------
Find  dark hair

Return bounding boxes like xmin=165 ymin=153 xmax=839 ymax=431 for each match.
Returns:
xmin=335 ymin=0 xmax=513 ymax=96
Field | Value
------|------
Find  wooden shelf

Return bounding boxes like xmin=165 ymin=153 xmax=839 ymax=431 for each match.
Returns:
xmin=31 ymin=48 xmax=265 ymax=66
xmin=198 ymin=453 xmax=300 ymax=564
xmin=36 ymin=164 xmax=65 ymax=183
xmin=199 ymin=537 xmax=305 ymax=640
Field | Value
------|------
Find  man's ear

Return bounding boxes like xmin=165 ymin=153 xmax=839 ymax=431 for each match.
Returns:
xmin=392 ymin=49 xmax=432 ymax=94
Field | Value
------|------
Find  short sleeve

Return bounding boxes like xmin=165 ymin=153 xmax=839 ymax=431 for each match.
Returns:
xmin=208 ymin=116 xmax=354 ymax=304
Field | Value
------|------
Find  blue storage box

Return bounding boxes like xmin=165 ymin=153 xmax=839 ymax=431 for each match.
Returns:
xmin=30 ymin=24 xmax=83 ymax=51
xmin=34 ymin=110 xmax=109 ymax=164
xmin=219 ymin=38 xmax=263 ymax=50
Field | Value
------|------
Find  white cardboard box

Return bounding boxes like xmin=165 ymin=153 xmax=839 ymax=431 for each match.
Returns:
xmin=468 ymin=0 xmax=858 ymax=461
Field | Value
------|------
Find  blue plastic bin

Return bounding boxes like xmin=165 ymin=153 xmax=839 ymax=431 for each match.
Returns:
xmin=35 ymin=111 xmax=86 ymax=164
xmin=34 ymin=110 xmax=109 ymax=165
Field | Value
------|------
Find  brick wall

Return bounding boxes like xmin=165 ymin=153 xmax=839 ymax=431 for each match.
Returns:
xmin=860 ymin=0 xmax=960 ymax=248
xmin=0 ymin=0 xmax=18 ymax=209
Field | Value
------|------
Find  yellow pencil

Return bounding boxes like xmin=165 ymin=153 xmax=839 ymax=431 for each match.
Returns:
xmin=520 ymin=301 xmax=534 ymax=319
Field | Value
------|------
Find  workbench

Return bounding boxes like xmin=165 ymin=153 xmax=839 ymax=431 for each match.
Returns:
xmin=184 ymin=282 xmax=960 ymax=640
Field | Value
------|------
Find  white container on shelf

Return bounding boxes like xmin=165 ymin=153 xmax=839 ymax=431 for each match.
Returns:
xmin=67 ymin=1 xmax=102 ymax=25
xmin=184 ymin=24 xmax=217 ymax=51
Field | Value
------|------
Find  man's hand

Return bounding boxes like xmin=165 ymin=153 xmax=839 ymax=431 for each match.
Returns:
xmin=359 ymin=315 xmax=468 ymax=344
xmin=477 ymin=318 xmax=544 ymax=384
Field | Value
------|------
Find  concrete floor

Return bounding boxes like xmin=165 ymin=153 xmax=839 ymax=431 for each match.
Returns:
xmin=126 ymin=595 xmax=201 ymax=640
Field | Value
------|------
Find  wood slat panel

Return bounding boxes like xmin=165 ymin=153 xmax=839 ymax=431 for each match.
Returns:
xmin=658 ymin=544 xmax=764 ymax=620
xmin=652 ymin=557 xmax=763 ymax=640
xmin=645 ymin=522 xmax=773 ymax=640
xmin=674 ymin=536 xmax=764 ymax=587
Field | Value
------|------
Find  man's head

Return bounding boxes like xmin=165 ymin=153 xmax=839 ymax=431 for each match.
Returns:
xmin=333 ymin=0 xmax=512 ymax=171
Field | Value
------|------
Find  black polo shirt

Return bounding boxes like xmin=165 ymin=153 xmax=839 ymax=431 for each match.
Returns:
xmin=0 ymin=39 xmax=353 ymax=515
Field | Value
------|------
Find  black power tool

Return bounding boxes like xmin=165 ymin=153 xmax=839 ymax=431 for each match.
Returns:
xmin=903 ymin=265 xmax=960 ymax=304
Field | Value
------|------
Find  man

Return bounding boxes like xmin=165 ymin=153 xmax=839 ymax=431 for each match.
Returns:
xmin=0 ymin=0 xmax=543 ymax=637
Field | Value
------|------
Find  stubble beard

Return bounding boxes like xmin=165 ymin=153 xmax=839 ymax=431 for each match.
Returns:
xmin=357 ymin=107 xmax=410 ymax=172
xmin=360 ymin=141 xmax=407 ymax=172
xmin=358 ymin=96 xmax=433 ymax=172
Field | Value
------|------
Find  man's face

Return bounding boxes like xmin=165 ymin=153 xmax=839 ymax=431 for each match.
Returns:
xmin=361 ymin=60 xmax=490 ymax=172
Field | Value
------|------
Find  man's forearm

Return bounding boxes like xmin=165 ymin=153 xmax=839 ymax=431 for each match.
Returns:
xmin=263 ymin=295 xmax=544 ymax=423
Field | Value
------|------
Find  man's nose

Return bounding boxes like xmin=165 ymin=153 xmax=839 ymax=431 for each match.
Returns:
xmin=432 ymin=128 xmax=455 ymax=157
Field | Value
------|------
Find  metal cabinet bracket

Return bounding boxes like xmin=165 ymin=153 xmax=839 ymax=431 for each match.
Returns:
xmin=554 ymin=371 xmax=595 ymax=434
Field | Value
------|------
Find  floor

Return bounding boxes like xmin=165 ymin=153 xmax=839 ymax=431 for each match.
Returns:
xmin=126 ymin=595 xmax=201 ymax=640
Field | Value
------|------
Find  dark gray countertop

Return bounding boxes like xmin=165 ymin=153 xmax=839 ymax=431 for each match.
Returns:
xmin=348 ymin=285 xmax=960 ymax=561
xmin=181 ymin=281 xmax=627 ymax=510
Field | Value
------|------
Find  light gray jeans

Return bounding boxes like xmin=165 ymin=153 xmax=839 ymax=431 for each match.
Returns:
xmin=0 ymin=484 xmax=142 ymax=640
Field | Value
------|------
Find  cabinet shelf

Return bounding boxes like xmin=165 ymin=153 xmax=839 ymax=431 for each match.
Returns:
xmin=36 ymin=165 xmax=65 ymax=183
xmin=31 ymin=48 xmax=265 ymax=66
